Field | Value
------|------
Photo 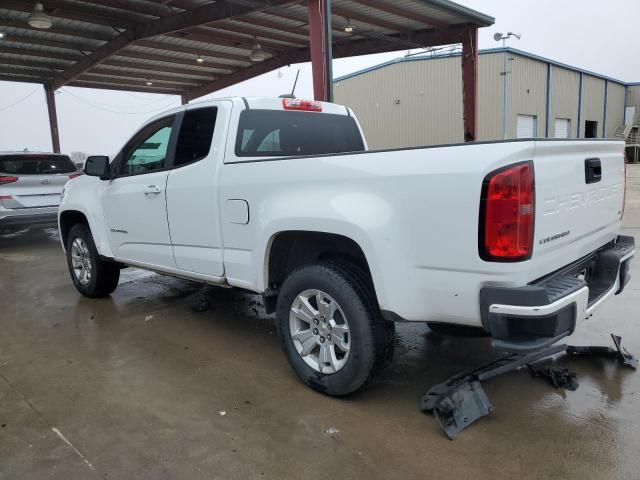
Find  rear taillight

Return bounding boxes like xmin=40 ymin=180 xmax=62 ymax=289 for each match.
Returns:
xmin=282 ymin=98 xmax=322 ymax=112
xmin=68 ymin=173 xmax=83 ymax=180
xmin=0 ymin=175 xmax=18 ymax=185
xmin=480 ymin=161 xmax=535 ymax=261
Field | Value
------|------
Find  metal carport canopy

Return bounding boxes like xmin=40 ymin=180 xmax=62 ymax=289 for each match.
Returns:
xmin=0 ymin=0 xmax=494 ymax=151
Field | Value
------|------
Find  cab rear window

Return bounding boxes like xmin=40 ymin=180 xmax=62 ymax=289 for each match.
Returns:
xmin=0 ymin=154 xmax=76 ymax=174
xmin=235 ymin=110 xmax=365 ymax=157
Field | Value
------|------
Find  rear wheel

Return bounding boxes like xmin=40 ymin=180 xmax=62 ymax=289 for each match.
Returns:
xmin=66 ymin=224 xmax=119 ymax=298
xmin=276 ymin=262 xmax=394 ymax=396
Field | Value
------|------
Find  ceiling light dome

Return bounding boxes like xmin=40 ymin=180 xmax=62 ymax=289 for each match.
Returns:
xmin=249 ymin=41 xmax=266 ymax=62
xmin=28 ymin=2 xmax=53 ymax=29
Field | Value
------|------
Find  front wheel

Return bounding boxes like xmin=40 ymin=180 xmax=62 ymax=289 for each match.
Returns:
xmin=66 ymin=223 xmax=120 ymax=298
xmin=276 ymin=262 xmax=394 ymax=396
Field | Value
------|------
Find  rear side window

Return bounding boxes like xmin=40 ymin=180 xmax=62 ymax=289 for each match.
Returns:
xmin=174 ymin=107 xmax=217 ymax=167
xmin=0 ymin=154 xmax=76 ymax=174
xmin=235 ymin=110 xmax=365 ymax=157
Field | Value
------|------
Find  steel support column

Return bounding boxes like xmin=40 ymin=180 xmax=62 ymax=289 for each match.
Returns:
xmin=308 ymin=0 xmax=333 ymax=102
xmin=181 ymin=93 xmax=188 ymax=105
xmin=461 ymin=26 xmax=478 ymax=142
xmin=44 ymin=84 xmax=60 ymax=153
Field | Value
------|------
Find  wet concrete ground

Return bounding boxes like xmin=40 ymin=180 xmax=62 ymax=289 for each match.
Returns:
xmin=1 ymin=167 xmax=640 ymax=480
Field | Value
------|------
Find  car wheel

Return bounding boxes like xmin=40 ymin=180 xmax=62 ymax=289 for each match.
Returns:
xmin=276 ymin=261 xmax=394 ymax=396
xmin=66 ymin=223 xmax=120 ymax=298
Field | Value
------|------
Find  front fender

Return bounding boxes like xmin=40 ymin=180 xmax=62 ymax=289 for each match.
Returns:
xmin=58 ymin=176 xmax=113 ymax=258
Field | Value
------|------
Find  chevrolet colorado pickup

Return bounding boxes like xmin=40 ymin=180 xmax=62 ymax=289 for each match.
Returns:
xmin=58 ymin=97 xmax=635 ymax=396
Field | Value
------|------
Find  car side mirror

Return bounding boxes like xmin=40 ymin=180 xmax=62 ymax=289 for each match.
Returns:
xmin=84 ymin=155 xmax=110 ymax=179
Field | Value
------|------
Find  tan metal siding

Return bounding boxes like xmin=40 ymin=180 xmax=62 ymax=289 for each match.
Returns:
xmin=549 ymin=66 xmax=580 ymax=138
xmin=627 ymin=86 xmax=640 ymax=115
xmin=335 ymin=52 xmax=635 ymax=147
xmin=605 ymin=82 xmax=626 ymax=136
xmin=581 ymin=75 xmax=606 ymax=137
xmin=477 ymin=53 xmax=503 ymax=141
xmin=506 ymin=54 xmax=547 ymax=138
xmin=334 ymin=57 xmax=463 ymax=149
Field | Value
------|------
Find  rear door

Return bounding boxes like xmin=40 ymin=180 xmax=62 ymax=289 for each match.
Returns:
xmin=166 ymin=103 xmax=226 ymax=277
xmin=0 ymin=154 xmax=78 ymax=209
xmin=532 ymin=140 xmax=625 ymax=262
xmin=102 ymin=115 xmax=178 ymax=268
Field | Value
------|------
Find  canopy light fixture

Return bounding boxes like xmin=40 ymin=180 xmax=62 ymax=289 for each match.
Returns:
xmin=249 ymin=39 xmax=266 ymax=62
xmin=344 ymin=20 xmax=354 ymax=33
xmin=0 ymin=32 xmax=5 ymax=39
xmin=146 ymin=80 xmax=153 ymax=86
xmin=27 ymin=2 xmax=53 ymax=29
xmin=196 ymin=55 xmax=204 ymax=64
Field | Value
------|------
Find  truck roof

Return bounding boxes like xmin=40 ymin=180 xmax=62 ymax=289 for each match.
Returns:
xmin=146 ymin=97 xmax=351 ymax=125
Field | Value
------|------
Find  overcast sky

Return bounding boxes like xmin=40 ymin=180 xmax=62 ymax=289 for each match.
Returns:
xmin=1 ymin=0 xmax=639 ymax=155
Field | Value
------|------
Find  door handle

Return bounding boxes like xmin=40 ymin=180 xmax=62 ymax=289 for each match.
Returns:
xmin=144 ymin=185 xmax=161 ymax=195
xmin=585 ymin=158 xmax=602 ymax=184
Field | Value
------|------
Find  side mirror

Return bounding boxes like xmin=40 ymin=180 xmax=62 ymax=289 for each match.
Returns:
xmin=84 ymin=155 xmax=110 ymax=179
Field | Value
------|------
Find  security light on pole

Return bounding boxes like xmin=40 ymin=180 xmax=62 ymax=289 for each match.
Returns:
xmin=494 ymin=32 xmax=522 ymax=139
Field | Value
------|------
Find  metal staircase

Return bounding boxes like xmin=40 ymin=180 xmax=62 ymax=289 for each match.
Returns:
xmin=615 ymin=114 xmax=640 ymax=163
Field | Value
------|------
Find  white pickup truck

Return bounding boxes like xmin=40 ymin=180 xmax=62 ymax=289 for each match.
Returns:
xmin=58 ymin=97 xmax=634 ymax=396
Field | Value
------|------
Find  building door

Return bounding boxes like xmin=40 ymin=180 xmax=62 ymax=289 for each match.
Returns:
xmin=516 ymin=115 xmax=537 ymax=138
xmin=554 ymin=118 xmax=571 ymax=138
xmin=585 ymin=121 xmax=598 ymax=138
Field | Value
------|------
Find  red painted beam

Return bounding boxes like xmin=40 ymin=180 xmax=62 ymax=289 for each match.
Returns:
xmin=461 ymin=25 xmax=478 ymax=142
xmin=308 ymin=0 xmax=332 ymax=102
xmin=44 ymin=84 xmax=61 ymax=153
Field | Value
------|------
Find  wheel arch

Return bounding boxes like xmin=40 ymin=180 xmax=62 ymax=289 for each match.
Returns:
xmin=263 ymin=230 xmax=380 ymax=314
xmin=59 ymin=210 xmax=89 ymax=249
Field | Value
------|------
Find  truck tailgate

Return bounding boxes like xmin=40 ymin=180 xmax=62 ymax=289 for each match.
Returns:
xmin=532 ymin=140 xmax=625 ymax=265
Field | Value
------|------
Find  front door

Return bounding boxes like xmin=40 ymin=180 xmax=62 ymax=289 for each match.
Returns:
xmin=103 ymin=115 xmax=177 ymax=268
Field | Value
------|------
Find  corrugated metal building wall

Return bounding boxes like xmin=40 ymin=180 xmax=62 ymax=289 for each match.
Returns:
xmin=335 ymin=48 xmax=631 ymax=150
xmin=627 ymin=85 xmax=640 ymax=118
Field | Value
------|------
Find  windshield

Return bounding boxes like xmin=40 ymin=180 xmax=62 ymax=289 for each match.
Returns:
xmin=235 ymin=110 xmax=365 ymax=157
xmin=0 ymin=154 xmax=77 ymax=175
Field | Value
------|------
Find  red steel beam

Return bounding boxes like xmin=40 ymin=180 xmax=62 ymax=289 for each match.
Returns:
xmin=461 ymin=25 xmax=478 ymax=141
xmin=44 ymin=84 xmax=61 ymax=153
xmin=308 ymin=0 xmax=332 ymax=102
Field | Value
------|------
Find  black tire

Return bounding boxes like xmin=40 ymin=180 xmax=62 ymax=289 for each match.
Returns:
xmin=66 ymin=223 xmax=120 ymax=298
xmin=276 ymin=261 xmax=394 ymax=396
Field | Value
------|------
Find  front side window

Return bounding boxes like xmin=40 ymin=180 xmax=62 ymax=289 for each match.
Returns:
xmin=120 ymin=116 xmax=174 ymax=176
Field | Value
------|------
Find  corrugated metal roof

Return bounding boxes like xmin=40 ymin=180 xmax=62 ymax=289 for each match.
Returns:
xmin=334 ymin=47 xmax=634 ymax=86
xmin=0 ymin=0 xmax=494 ymax=98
